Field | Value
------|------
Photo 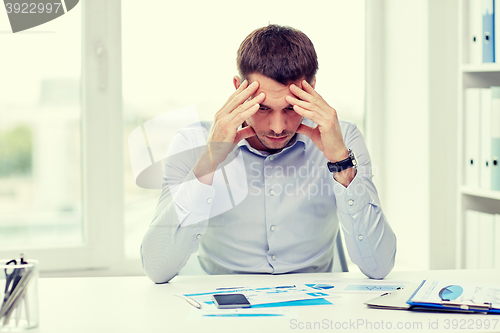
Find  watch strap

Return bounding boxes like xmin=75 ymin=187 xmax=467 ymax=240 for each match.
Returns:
xmin=327 ymin=150 xmax=357 ymax=173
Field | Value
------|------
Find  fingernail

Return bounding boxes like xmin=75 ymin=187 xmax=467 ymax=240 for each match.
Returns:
xmin=259 ymin=92 xmax=265 ymax=97
xmin=251 ymin=81 xmax=258 ymax=87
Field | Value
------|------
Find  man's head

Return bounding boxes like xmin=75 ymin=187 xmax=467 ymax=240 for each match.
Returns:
xmin=237 ymin=24 xmax=318 ymax=86
xmin=235 ymin=25 xmax=318 ymax=152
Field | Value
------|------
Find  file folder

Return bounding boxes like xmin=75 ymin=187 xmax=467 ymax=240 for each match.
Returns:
xmin=482 ymin=0 xmax=495 ymax=63
xmin=496 ymin=0 xmax=499 ymax=62
xmin=495 ymin=214 xmax=500 ymax=269
xmin=492 ymin=87 xmax=500 ymax=190
xmin=465 ymin=89 xmax=481 ymax=187
xmin=366 ymin=280 xmax=500 ymax=314
xmin=470 ymin=0 xmax=483 ymax=64
xmin=465 ymin=210 xmax=480 ymax=269
xmin=478 ymin=212 xmax=495 ymax=269
xmin=407 ymin=280 xmax=500 ymax=314
xmin=481 ymin=88 xmax=492 ymax=189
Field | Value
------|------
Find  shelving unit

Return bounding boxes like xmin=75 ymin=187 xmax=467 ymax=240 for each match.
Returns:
xmin=456 ymin=0 xmax=500 ymax=268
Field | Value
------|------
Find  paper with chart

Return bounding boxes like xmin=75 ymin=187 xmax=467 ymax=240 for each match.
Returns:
xmin=313 ymin=278 xmax=409 ymax=294
xmin=180 ymin=283 xmax=341 ymax=307
xmin=408 ymin=280 xmax=500 ymax=309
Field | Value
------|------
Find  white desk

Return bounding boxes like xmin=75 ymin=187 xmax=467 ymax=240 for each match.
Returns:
xmin=33 ymin=269 xmax=500 ymax=333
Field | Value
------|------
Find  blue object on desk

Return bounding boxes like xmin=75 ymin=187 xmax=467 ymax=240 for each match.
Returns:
xmin=251 ymin=298 xmax=333 ymax=308
xmin=438 ymin=285 xmax=464 ymax=301
xmin=345 ymin=285 xmax=403 ymax=291
xmin=203 ymin=313 xmax=284 ymax=317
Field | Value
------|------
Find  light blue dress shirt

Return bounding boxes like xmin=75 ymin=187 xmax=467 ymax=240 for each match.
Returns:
xmin=141 ymin=119 xmax=396 ymax=283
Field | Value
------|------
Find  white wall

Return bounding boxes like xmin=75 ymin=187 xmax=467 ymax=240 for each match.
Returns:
xmin=366 ymin=0 xmax=458 ymax=271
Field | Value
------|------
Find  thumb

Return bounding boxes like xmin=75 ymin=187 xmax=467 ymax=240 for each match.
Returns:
xmin=234 ymin=126 xmax=256 ymax=143
xmin=296 ymin=124 xmax=315 ymax=139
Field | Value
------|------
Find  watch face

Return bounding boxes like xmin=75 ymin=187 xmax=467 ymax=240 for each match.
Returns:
xmin=349 ymin=150 xmax=358 ymax=167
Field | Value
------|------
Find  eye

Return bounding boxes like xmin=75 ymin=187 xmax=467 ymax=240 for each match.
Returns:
xmin=285 ymin=106 xmax=295 ymax=112
xmin=259 ymin=106 xmax=270 ymax=112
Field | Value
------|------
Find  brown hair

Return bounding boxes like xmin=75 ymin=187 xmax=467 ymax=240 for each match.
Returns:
xmin=236 ymin=25 xmax=318 ymax=85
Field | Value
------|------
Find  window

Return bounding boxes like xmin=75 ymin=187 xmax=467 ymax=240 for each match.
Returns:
xmin=0 ymin=5 xmax=82 ymax=249
xmin=1 ymin=0 xmax=365 ymax=275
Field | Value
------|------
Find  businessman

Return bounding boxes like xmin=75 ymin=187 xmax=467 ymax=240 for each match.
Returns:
xmin=141 ymin=25 xmax=396 ymax=283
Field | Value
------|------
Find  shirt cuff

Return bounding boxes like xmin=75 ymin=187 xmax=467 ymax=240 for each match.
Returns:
xmin=172 ymin=170 xmax=216 ymax=224
xmin=333 ymin=171 xmax=372 ymax=215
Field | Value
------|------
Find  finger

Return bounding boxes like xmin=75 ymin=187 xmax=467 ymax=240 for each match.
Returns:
xmin=234 ymin=126 xmax=256 ymax=143
xmin=220 ymin=80 xmax=248 ymax=111
xmin=224 ymin=81 xmax=261 ymax=116
xmin=292 ymin=104 xmax=321 ymax=123
xmin=289 ymin=81 xmax=325 ymax=106
xmin=301 ymin=79 xmax=320 ymax=97
xmin=228 ymin=92 xmax=265 ymax=122
xmin=229 ymin=103 xmax=261 ymax=129
xmin=295 ymin=123 xmax=316 ymax=138
xmin=288 ymin=83 xmax=313 ymax=102
xmin=285 ymin=95 xmax=329 ymax=118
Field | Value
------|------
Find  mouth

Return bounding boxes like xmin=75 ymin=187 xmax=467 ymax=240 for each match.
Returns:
xmin=266 ymin=136 xmax=287 ymax=143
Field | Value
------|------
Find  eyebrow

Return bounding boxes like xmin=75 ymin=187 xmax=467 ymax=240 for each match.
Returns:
xmin=260 ymin=104 xmax=294 ymax=109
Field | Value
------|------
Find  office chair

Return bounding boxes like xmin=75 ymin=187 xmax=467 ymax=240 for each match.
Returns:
xmin=333 ymin=229 xmax=349 ymax=273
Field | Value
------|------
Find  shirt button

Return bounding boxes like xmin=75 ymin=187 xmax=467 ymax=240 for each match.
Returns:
xmin=207 ymin=198 xmax=212 ymax=204
xmin=271 ymin=255 xmax=277 ymax=260
xmin=196 ymin=234 xmax=202 ymax=240
xmin=348 ymin=199 xmax=354 ymax=206
xmin=270 ymin=225 xmax=276 ymax=231
xmin=270 ymin=156 xmax=274 ymax=161
xmin=358 ymin=235 xmax=363 ymax=240
xmin=269 ymin=190 xmax=275 ymax=196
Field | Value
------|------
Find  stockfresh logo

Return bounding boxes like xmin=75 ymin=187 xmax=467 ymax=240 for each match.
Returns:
xmin=3 ymin=0 xmax=79 ymax=33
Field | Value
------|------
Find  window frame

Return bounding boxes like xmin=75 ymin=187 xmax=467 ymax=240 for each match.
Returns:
xmin=0 ymin=0 xmax=144 ymax=276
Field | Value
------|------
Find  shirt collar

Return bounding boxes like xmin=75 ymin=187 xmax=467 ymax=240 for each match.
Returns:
xmin=236 ymin=121 xmax=310 ymax=155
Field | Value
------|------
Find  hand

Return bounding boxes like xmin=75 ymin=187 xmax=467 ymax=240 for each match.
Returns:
xmin=285 ymin=80 xmax=348 ymax=163
xmin=193 ymin=80 xmax=265 ymax=184
xmin=286 ymin=80 xmax=355 ymax=187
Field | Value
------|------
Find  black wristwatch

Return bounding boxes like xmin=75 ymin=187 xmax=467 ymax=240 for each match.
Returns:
xmin=327 ymin=149 xmax=358 ymax=173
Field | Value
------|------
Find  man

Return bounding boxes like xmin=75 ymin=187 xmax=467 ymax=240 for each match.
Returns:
xmin=141 ymin=25 xmax=396 ymax=283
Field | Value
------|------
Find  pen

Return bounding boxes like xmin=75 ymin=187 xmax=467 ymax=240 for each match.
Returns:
xmin=175 ymin=295 xmax=202 ymax=309
xmin=184 ymin=297 xmax=202 ymax=309
xmin=217 ymin=285 xmax=296 ymax=290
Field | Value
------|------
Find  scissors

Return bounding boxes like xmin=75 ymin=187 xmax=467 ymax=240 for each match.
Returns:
xmin=1 ymin=260 xmax=20 ymax=311
xmin=1 ymin=256 xmax=29 ymax=325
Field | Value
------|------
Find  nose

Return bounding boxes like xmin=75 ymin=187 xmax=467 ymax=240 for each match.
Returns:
xmin=269 ymin=111 xmax=287 ymax=135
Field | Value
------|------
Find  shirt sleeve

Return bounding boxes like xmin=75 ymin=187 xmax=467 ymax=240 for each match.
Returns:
xmin=140 ymin=130 xmax=215 ymax=284
xmin=333 ymin=122 xmax=397 ymax=279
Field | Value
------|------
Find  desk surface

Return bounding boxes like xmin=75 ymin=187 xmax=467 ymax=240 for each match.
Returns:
xmin=33 ymin=269 xmax=500 ymax=333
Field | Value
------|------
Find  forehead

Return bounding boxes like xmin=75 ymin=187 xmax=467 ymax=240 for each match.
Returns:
xmin=247 ymin=73 xmax=303 ymax=103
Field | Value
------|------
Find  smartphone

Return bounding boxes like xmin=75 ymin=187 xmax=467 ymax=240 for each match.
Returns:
xmin=212 ymin=293 xmax=251 ymax=309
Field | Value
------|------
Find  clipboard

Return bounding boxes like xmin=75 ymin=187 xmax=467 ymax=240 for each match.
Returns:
xmin=365 ymin=281 xmax=500 ymax=314
xmin=406 ymin=280 xmax=500 ymax=314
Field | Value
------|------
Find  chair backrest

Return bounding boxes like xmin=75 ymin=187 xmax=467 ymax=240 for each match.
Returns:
xmin=333 ymin=230 xmax=349 ymax=273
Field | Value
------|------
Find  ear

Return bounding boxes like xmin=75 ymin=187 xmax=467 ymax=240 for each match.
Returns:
xmin=233 ymin=76 xmax=241 ymax=90
xmin=310 ymin=76 xmax=316 ymax=89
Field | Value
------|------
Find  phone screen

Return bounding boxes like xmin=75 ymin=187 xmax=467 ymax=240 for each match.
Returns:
xmin=213 ymin=294 xmax=251 ymax=308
